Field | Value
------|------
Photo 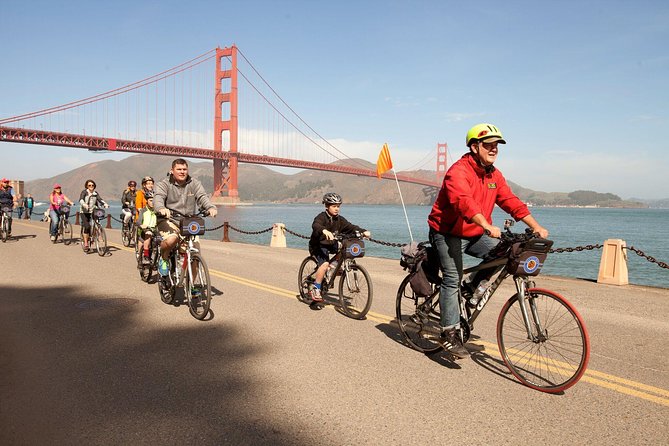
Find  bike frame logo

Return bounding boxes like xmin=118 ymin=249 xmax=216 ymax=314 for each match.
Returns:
xmin=522 ymin=256 xmax=541 ymax=274
xmin=347 ymin=243 xmax=363 ymax=257
xmin=188 ymin=221 xmax=202 ymax=235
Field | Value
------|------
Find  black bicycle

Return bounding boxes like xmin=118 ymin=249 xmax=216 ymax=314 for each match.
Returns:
xmin=396 ymin=220 xmax=590 ymax=393
xmin=121 ymin=208 xmax=137 ymax=247
xmin=157 ymin=210 xmax=212 ymax=320
xmin=297 ymin=232 xmax=373 ymax=319
xmin=0 ymin=206 xmax=12 ymax=242
xmin=80 ymin=207 xmax=108 ymax=256
xmin=137 ymin=229 xmax=160 ymax=283
xmin=53 ymin=204 xmax=73 ymax=245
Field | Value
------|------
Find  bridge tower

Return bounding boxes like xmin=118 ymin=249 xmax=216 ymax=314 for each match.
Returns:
xmin=436 ymin=143 xmax=448 ymax=183
xmin=213 ymin=46 xmax=239 ymax=203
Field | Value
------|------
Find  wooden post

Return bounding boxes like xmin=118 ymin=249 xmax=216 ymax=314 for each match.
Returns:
xmin=75 ymin=211 xmax=80 ymax=226
xmin=222 ymin=221 xmax=230 ymax=242
xmin=106 ymin=215 xmax=112 ymax=229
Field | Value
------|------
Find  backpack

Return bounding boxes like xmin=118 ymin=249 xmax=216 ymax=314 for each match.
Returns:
xmin=400 ymin=242 xmax=441 ymax=297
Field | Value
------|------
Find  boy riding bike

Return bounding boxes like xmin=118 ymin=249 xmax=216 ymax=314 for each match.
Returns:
xmin=137 ymin=192 xmax=157 ymax=264
xmin=308 ymin=192 xmax=370 ymax=303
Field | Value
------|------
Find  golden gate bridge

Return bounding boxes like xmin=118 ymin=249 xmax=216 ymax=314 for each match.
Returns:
xmin=0 ymin=46 xmax=446 ymax=202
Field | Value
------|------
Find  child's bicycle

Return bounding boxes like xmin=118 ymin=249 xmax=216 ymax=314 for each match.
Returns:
xmin=396 ymin=220 xmax=590 ymax=393
xmin=297 ymin=232 xmax=373 ymax=319
xmin=157 ymin=210 xmax=212 ymax=320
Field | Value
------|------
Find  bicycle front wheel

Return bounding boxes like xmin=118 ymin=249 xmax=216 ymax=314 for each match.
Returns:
xmin=62 ymin=220 xmax=72 ymax=245
xmin=1 ymin=218 xmax=7 ymax=242
xmin=338 ymin=262 xmax=372 ymax=319
xmin=297 ymin=256 xmax=318 ymax=303
xmin=395 ymin=274 xmax=442 ymax=353
xmin=95 ymin=226 xmax=108 ymax=256
xmin=497 ymin=288 xmax=590 ymax=393
xmin=187 ymin=253 xmax=212 ymax=320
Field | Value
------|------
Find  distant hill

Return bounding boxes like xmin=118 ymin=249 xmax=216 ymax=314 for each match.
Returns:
xmin=24 ymin=155 xmax=655 ymax=208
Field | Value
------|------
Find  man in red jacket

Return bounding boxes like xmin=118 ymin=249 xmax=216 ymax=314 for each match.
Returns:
xmin=427 ymin=123 xmax=549 ymax=358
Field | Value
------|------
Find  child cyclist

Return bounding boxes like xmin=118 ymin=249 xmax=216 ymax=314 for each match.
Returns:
xmin=308 ymin=192 xmax=371 ymax=302
xmin=137 ymin=192 xmax=157 ymax=264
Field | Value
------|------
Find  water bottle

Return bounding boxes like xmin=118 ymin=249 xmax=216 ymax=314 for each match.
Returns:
xmin=469 ymin=279 xmax=489 ymax=306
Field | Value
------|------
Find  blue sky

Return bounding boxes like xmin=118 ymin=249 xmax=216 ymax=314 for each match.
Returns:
xmin=1 ymin=0 xmax=668 ymax=199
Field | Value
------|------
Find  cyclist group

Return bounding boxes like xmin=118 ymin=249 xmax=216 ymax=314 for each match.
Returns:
xmin=24 ymin=123 xmax=550 ymax=360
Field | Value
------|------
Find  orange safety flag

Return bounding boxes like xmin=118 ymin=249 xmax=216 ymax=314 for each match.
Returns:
xmin=376 ymin=143 xmax=393 ymax=178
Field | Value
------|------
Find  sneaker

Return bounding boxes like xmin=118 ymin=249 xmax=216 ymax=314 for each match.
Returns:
xmin=50 ymin=235 xmax=56 ymax=242
xmin=158 ymin=258 xmax=169 ymax=276
xmin=142 ymin=256 xmax=151 ymax=265
xmin=440 ymin=329 xmax=470 ymax=359
xmin=309 ymin=287 xmax=323 ymax=303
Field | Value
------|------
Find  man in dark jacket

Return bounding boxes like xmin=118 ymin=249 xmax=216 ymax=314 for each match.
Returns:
xmin=427 ymin=123 xmax=548 ymax=358
xmin=308 ymin=192 xmax=370 ymax=302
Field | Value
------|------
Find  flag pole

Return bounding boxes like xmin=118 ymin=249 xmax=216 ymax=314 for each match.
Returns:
xmin=391 ymin=168 xmax=414 ymax=243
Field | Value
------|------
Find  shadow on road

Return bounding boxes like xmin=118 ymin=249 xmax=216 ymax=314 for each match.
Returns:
xmin=0 ymin=285 xmax=313 ymax=445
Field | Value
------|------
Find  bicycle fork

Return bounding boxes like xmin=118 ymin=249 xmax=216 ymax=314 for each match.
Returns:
xmin=513 ymin=277 xmax=546 ymax=343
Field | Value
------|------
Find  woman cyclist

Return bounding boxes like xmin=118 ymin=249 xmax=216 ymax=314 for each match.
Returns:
xmin=79 ymin=179 xmax=109 ymax=251
xmin=48 ymin=183 xmax=74 ymax=242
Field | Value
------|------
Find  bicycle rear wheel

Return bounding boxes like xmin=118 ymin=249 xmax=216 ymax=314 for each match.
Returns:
xmin=121 ymin=225 xmax=131 ymax=247
xmin=62 ymin=220 xmax=72 ymax=245
xmin=297 ymin=256 xmax=318 ymax=303
xmin=95 ymin=226 xmax=108 ymax=256
xmin=187 ymin=253 xmax=212 ymax=320
xmin=396 ymin=274 xmax=442 ymax=353
xmin=497 ymin=288 xmax=590 ymax=393
xmin=338 ymin=262 xmax=372 ymax=319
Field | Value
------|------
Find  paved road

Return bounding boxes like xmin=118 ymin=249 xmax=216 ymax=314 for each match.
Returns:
xmin=1 ymin=219 xmax=668 ymax=445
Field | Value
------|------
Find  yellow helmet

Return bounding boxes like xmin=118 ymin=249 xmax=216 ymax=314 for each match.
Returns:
xmin=466 ymin=123 xmax=506 ymax=146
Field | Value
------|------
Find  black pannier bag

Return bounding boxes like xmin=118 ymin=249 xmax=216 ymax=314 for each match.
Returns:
xmin=180 ymin=216 xmax=206 ymax=236
xmin=400 ymin=242 xmax=441 ymax=297
xmin=507 ymin=238 xmax=553 ymax=276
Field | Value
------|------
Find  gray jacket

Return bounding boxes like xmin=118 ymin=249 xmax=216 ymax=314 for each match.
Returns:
xmin=154 ymin=174 xmax=215 ymax=217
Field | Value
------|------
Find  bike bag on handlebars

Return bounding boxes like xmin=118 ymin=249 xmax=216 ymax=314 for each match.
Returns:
xmin=180 ymin=216 xmax=206 ymax=236
xmin=93 ymin=209 xmax=106 ymax=219
xmin=59 ymin=205 xmax=70 ymax=215
xmin=343 ymin=238 xmax=365 ymax=258
xmin=507 ymin=238 xmax=553 ymax=276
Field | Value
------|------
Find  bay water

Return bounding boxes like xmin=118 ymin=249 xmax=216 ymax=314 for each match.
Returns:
xmin=35 ymin=203 xmax=668 ymax=288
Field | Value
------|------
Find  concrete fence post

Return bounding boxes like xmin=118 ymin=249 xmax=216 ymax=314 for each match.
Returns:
xmin=270 ymin=223 xmax=286 ymax=248
xmin=597 ymin=239 xmax=629 ymax=286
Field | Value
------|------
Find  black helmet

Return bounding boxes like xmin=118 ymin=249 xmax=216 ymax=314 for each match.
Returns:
xmin=128 ymin=180 xmax=137 ymax=187
xmin=144 ymin=191 xmax=154 ymax=199
xmin=322 ymin=192 xmax=342 ymax=205
xmin=141 ymin=176 xmax=154 ymax=185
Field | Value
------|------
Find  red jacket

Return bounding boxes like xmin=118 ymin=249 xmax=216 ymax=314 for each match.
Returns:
xmin=428 ymin=153 xmax=530 ymax=237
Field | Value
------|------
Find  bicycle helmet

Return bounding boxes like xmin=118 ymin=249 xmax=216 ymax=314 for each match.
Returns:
xmin=141 ymin=176 xmax=154 ymax=185
xmin=466 ymin=123 xmax=506 ymax=146
xmin=322 ymin=192 xmax=343 ymax=205
xmin=128 ymin=180 xmax=137 ymax=187
xmin=144 ymin=191 xmax=154 ymax=199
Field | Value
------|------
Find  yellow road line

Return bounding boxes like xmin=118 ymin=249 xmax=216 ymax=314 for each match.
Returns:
xmin=205 ymin=266 xmax=669 ymax=406
xmin=28 ymin=221 xmax=667 ymax=407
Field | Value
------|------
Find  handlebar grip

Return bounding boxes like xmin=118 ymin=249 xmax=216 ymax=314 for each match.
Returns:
xmin=484 ymin=229 xmax=492 ymax=236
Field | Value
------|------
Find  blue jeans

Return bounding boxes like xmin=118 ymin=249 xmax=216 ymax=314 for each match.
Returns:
xmin=429 ymin=227 xmax=498 ymax=329
xmin=49 ymin=209 xmax=70 ymax=236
